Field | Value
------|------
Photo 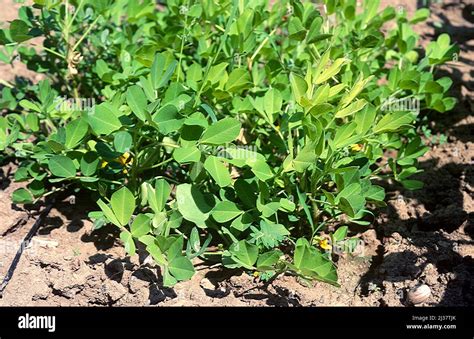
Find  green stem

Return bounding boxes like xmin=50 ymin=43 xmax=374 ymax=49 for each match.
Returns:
xmin=194 ymin=0 xmax=239 ymax=107
xmin=176 ymin=0 xmax=190 ymax=83
xmin=43 ymin=47 xmax=66 ymax=60
xmin=66 ymin=0 xmax=85 ymax=31
xmin=71 ymin=15 xmax=101 ymax=52
xmin=247 ymin=28 xmax=277 ymax=71
xmin=138 ymin=158 xmax=173 ymax=172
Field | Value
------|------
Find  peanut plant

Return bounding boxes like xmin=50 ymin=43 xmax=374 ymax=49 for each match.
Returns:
xmin=0 ymin=0 xmax=457 ymax=286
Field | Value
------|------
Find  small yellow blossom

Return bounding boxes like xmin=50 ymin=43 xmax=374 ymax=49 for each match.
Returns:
xmin=253 ymin=271 xmax=260 ymax=278
xmin=350 ymin=144 xmax=363 ymax=152
xmin=100 ymin=152 xmax=132 ymax=170
xmin=319 ymin=239 xmax=332 ymax=250
xmin=118 ymin=152 xmax=132 ymax=166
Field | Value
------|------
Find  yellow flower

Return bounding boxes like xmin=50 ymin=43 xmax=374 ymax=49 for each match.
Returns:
xmin=319 ymin=239 xmax=331 ymax=250
xmin=99 ymin=152 xmax=132 ymax=170
xmin=350 ymin=144 xmax=363 ymax=152
xmin=253 ymin=271 xmax=260 ymax=278
xmin=118 ymin=152 xmax=132 ymax=166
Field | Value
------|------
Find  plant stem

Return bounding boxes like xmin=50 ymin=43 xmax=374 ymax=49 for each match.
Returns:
xmin=43 ymin=47 xmax=66 ymax=60
xmin=72 ymin=15 xmax=101 ymax=52
xmin=248 ymin=28 xmax=277 ymax=71
xmin=138 ymin=158 xmax=173 ymax=172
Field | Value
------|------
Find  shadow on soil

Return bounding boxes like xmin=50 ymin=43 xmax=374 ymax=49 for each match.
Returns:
xmin=358 ymin=155 xmax=474 ymax=306
xmin=357 ymin=1 xmax=474 ymax=307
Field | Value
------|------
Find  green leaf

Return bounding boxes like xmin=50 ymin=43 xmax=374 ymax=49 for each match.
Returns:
xmin=297 ymin=186 xmax=314 ymax=229
xmin=49 ymin=155 xmax=76 ymax=178
xmin=19 ymin=100 xmax=41 ymax=112
xmin=338 ymin=195 xmax=365 ymax=218
xmin=204 ymin=156 xmax=231 ymax=187
xmin=152 ymin=104 xmax=183 ymax=135
xmin=340 ymin=76 xmax=373 ymax=108
xmin=120 ymin=231 xmax=136 ymax=256
xmin=26 ymin=114 xmax=39 ymax=132
xmin=293 ymin=146 xmax=316 ymax=172
xmin=401 ymin=179 xmax=424 ymax=190
xmin=257 ymin=250 xmax=282 ymax=269
xmin=207 ymin=62 xmax=228 ymax=85
xmin=335 ymin=99 xmax=367 ymax=118
xmin=279 ymin=198 xmax=296 ymax=212
xmin=65 ymin=118 xmax=88 ymax=148
xmin=151 ymin=52 xmax=178 ymax=89
xmin=146 ymin=243 xmax=166 ymax=265
xmin=293 ymin=238 xmax=338 ymax=285
xmin=288 ymin=17 xmax=306 ymax=41
xmin=186 ymin=63 xmax=203 ymax=90
xmin=173 ymin=146 xmax=201 ymax=164
xmin=212 ymin=200 xmax=243 ymax=223
xmin=12 ymin=188 xmax=33 ymax=204
xmin=355 ymin=105 xmax=376 ymax=135
xmin=315 ymin=58 xmax=348 ymax=84
xmin=154 ymin=179 xmax=171 ymax=212
xmin=163 ymin=266 xmax=178 ymax=287
xmin=97 ymin=199 xmax=121 ymax=227
xmin=10 ymin=20 xmax=32 ymax=43
xmin=290 ymin=73 xmax=308 ymax=102
xmin=228 ymin=240 xmax=258 ymax=269
xmin=410 ymin=8 xmax=430 ymax=24
xmin=246 ymin=158 xmax=273 ymax=181
xmin=126 ymin=85 xmax=148 ymax=121
xmin=364 ymin=185 xmax=385 ymax=201
xmin=114 ymin=131 xmax=133 ymax=153
xmin=176 ymin=184 xmax=213 ymax=226
xmin=332 ymin=122 xmax=357 ymax=149
xmin=251 ymin=221 xmax=290 ymax=249
xmin=14 ymin=167 xmax=29 ymax=182
xmin=374 ymin=112 xmax=415 ymax=133
xmin=131 ymin=214 xmax=151 ymax=237
xmin=169 ymin=256 xmax=195 ymax=281
xmin=225 ymin=68 xmax=251 ymax=92
xmin=87 ymin=103 xmax=122 ymax=135
xmin=200 ymin=118 xmax=241 ymax=145
xmin=80 ymin=152 xmax=99 ymax=176
xmin=263 ymin=88 xmax=282 ymax=120
xmin=110 ymin=187 xmax=136 ymax=226
xmin=165 ymin=236 xmax=184 ymax=261
xmin=332 ymin=226 xmax=348 ymax=242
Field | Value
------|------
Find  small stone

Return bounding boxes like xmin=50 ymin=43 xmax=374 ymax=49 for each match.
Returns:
xmin=128 ymin=276 xmax=145 ymax=294
xmin=33 ymin=238 xmax=59 ymax=249
xmin=200 ymin=278 xmax=215 ymax=291
xmin=407 ymin=284 xmax=431 ymax=305
xmin=455 ymin=244 xmax=474 ymax=258
xmin=422 ymin=263 xmax=439 ymax=286
xmin=105 ymin=280 xmax=127 ymax=302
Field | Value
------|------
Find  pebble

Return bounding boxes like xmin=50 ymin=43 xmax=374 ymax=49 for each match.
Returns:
xmin=407 ymin=284 xmax=431 ymax=305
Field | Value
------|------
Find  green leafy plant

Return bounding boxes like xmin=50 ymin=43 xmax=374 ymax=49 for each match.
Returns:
xmin=0 ymin=0 xmax=457 ymax=287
